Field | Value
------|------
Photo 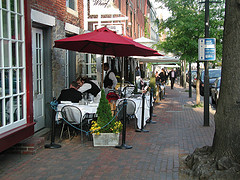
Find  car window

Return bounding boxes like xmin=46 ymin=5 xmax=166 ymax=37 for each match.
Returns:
xmin=201 ymin=69 xmax=221 ymax=81
xmin=209 ymin=69 xmax=221 ymax=78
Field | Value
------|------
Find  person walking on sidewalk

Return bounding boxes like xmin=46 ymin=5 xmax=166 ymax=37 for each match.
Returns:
xmin=170 ymin=68 xmax=177 ymax=89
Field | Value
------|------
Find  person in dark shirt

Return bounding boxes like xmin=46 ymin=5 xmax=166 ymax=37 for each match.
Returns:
xmin=170 ymin=69 xmax=177 ymax=89
xmin=159 ymin=68 xmax=167 ymax=84
xmin=57 ymin=81 xmax=82 ymax=103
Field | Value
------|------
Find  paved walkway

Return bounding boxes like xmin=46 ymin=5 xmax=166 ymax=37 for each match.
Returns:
xmin=0 ymin=84 xmax=215 ymax=180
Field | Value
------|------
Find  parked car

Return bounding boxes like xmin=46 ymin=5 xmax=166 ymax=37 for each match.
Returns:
xmin=211 ymin=77 xmax=221 ymax=105
xmin=200 ymin=68 xmax=221 ymax=96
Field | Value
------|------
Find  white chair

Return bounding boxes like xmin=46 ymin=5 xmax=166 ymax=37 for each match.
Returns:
xmin=117 ymin=99 xmax=137 ymax=129
xmin=122 ymin=85 xmax=135 ymax=98
xmin=60 ymin=105 xmax=84 ymax=142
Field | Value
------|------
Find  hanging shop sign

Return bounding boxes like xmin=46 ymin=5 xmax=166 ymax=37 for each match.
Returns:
xmin=90 ymin=0 xmax=121 ymax=15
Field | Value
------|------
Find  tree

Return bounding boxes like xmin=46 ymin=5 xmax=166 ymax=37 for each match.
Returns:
xmin=213 ymin=0 xmax=240 ymax=162
xmin=184 ymin=1 xmax=240 ymax=178
xmin=155 ymin=0 xmax=224 ymax=104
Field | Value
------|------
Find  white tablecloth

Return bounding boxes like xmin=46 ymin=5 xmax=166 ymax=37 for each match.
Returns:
xmin=56 ymin=103 xmax=98 ymax=122
xmin=117 ymin=95 xmax=151 ymax=129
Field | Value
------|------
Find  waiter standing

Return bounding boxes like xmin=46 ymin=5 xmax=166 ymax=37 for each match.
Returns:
xmin=103 ymin=63 xmax=117 ymax=95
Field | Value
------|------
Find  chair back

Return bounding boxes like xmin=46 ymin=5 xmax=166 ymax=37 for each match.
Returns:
xmin=61 ymin=105 xmax=82 ymax=124
xmin=117 ymin=99 xmax=136 ymax=120
xmin=106 ymin=90 xmax=119 ymax=102
xmin=122 ymin=85 xmax=135 ymax=98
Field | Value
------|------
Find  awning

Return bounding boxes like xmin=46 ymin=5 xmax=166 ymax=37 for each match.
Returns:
xmin=132 ymin=55 xmax=180 ymax=63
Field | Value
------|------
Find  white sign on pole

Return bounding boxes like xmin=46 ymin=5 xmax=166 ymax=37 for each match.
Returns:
xmin=106 ymin=25 xmax=122 ymax=35
xmin=198 ymin=38 xmax=216 ymax=61
xmin=90 ymin=0 xmax=121 ymax=15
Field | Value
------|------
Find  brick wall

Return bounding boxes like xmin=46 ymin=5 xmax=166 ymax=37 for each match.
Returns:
xmin=113 ymin=0 xmax=145 ymax=39
xmin=8 ymin=137 xmax=45 ymax=155
xmin=30 ymin=0 xmax=84 ymax=29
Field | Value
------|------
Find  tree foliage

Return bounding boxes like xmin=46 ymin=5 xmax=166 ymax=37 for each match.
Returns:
xmin=155 ymin=0 xmax=224 ymax=62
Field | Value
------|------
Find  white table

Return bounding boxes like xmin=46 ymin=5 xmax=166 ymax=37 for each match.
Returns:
xmin=56 ymin=103 xmax=98 ymax=122
xmin=116 ymin=95 xmax=151 ymax=129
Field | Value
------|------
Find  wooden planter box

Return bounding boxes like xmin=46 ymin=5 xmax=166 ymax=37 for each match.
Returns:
xmin=92 ymin=133 xmax=120 ymax=147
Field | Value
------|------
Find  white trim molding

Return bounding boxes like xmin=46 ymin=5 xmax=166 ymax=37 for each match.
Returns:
xmin=31 ymin=9 xmax=55 ymax=27
xmin=65 ymin=23 xmax=80 ymax=34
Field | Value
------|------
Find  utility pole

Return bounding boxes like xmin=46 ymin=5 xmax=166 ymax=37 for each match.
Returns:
xmin=189 ymin=62 xmax=192 ymax=98
xmin=200 ymin=0 xmax=221 ymax=126
xmin=204 ymin=0 xmax=210 ymax=126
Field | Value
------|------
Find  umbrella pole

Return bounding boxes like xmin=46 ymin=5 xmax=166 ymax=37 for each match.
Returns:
xmin=120 ymin=57 xmax=122 ymax=98
xmin=101 ymin=54 xmax=105 ymax=89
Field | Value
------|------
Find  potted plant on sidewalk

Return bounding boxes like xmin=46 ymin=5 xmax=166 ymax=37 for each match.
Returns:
xmin=90 ymin=89 xmax=122 ymax=146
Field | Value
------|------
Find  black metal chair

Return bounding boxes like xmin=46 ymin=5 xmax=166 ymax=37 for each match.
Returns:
xmin=82 ymin=113 xmax=97 ymax=141
xmin=117 ymin=99 xmax=137 ymax=129
xmin=60 ymin=105 xmax=84 ymax=142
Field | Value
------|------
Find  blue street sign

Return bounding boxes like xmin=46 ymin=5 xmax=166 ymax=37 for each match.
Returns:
xmin=198 ymin=38 xmax=216 ymax=61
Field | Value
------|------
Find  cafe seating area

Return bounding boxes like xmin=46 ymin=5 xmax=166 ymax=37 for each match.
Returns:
xmin=52 ymin=84 xmax=154 ymax=144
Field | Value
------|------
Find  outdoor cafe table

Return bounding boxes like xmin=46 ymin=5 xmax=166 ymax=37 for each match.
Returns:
xmin=55 ymin=103 xmax=98 ymax=122
xmin=116 ymin=95 xmax=151 ymax=129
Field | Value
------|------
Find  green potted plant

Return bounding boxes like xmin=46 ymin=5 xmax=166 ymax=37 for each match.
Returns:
xmin=90 ymin=89 xmax=122 ymax=146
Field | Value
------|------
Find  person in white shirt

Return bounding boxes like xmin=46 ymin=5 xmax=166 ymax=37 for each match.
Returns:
xmin=76 ymin=77 xmax=101 ymax=102
xmin=135 ymin=66 xmax=141 ymax=89
xmin=103 ymin=63 xmax=117 ymax=95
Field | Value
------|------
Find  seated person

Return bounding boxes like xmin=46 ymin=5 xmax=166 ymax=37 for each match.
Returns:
xmin=142 ymin=82 xmax=149 ymax=94
xmin=57 ymin=81 xmax=82 ymax=103
xmin=76 ymin=77 xmax=101 ymax=102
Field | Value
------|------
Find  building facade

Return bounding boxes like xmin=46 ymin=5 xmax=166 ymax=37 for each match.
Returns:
xmin=0 ymin=0 xmax=159 ymax=152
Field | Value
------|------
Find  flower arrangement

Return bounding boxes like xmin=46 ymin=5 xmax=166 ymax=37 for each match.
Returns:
xmin=90 ymin=121 xmax=122 ymax=135
xmin=90 ymin=89 xmax=122 ymax=135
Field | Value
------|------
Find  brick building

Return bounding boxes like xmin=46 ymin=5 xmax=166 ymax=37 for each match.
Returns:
xmin=0 ymin=0 xmax=159 ymax=152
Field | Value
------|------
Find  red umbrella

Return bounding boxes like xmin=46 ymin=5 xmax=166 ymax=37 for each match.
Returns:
xmin=54 ymin=27 xmax=162 ymax=86
xmin=54 ymin=27 xmax=161 ymax=57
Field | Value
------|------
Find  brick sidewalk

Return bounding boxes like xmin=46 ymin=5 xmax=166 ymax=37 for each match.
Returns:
xmin=0 ymin=84 xmax=215 ymax=180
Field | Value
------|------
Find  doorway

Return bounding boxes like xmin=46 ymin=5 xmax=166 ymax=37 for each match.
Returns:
xmin=32 ymin=28 xmax=45 ymax=132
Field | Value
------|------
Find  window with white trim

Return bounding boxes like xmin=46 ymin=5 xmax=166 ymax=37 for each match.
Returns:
xmin=86 ymin=54 xmax=97 ymax=80
xmin=64 ymin=51 xmax=69 ymax=88
xmin=66 ymin=0 xmax=78 ymax=17
xmin=0 ymin=0 xmax=26 ymax=133
xmin=66 ymin=0 xmax=74 ymax=10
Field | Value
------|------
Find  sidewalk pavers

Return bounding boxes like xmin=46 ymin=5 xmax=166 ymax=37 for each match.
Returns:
xmin=0 ymin=84 xmax=215 ymax=180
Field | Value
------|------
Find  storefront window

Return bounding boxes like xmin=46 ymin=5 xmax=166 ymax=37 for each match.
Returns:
xmin=2 ymin=0 xmax=7 ymax=9
xmin=0 ymin=0 xmax=26 ymax=134
xmin=64 ymin=51 xmax=69 ymax=88
xmin=4 ymin=40 xmax=10 ymax=67
xmin=86 ymin=54 xmax=97 ymax=80
xmin=2 ymin=10 xmax=8 ymax=38
xmin=0 ymin=100 xmax=2 ymax=127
